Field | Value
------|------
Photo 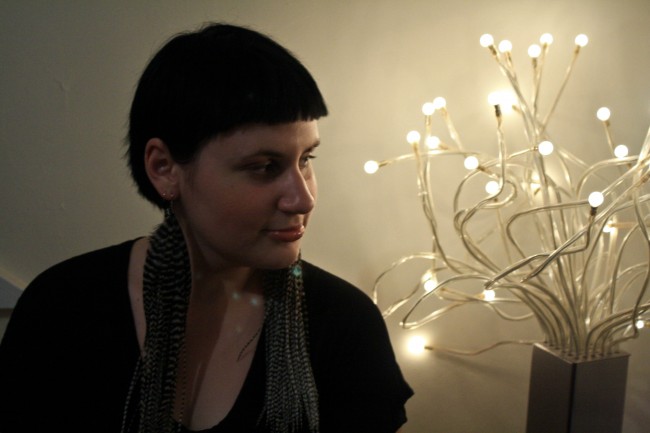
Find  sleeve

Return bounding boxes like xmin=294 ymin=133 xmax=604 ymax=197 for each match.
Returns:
xmin=305 ymin=265 xmax=414 ymax=433
xmin=0 ymin=242 xmax=139 ymax=433
xmin=0 ymin=268 xmax=72 ymax=431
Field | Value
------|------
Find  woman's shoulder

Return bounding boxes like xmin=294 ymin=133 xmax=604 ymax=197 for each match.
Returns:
xmin=20 ymin=238 xmax=139 ymax=304
xmin=301 ymin=260 xmax=383 ymax=326
xmin=301 ymin=261 xmax=374 ymax=305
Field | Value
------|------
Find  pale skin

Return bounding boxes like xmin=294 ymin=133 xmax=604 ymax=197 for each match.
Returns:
xmin=128 ymin=120 xmax=404 ymax=432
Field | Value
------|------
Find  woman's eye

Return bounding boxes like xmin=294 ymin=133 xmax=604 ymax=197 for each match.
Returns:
xmin=248 ymin=160 xmax=280 ymax=175
xmin=301 ymin=154 xmax=316 ymax=167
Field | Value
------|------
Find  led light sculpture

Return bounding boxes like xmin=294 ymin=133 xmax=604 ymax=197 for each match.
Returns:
xmin=367 ymin=33 xmax=650 ymax=361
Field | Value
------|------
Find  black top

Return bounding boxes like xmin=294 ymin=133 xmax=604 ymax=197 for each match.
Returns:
xmin=0 ymin=239 xmax=412 ymax=432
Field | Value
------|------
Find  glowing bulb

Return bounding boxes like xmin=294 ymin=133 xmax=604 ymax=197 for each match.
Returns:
xmin=464 ymin=155 xmax=479 ymax=170
xmin=423 ymin=280 xmax=436 ymax=293
xmin=603 ymin=221 xmax=614 ymax=234
xmin=530 ymin=173 xmax=540 ymax=184
xmin=588 ymin=191 xmax=604 ymax=208
xmin=406 ymin=130 xmax=421 ymax=144
xmin=538 ymin=140 xmax=554 ymax=156
xmin=480 ymin=34 xmax=494 ymax=47
xmin=498 ymin=40 xmax=513 ymax=53
xmin=364 ymin=160 xmax=379 ymax=174
xmin=485 ymin=180 xmax=500 ymax=195
xmin=421 ymin=270 xmax=438 ymax=292
xmin=636 ymin=320 xmax=645 ymax=329
xmin=482 ymin=289 xmax=496 ymax=301
xmin=422 ymin=102 xmax=435 ymax=116
xmin=407 ymin=336 xmax=428 ymax=355
xmin=596 ymin=107 xmax=611 ymax=122
xmin=528 ymin=44 xmax=542 ymax=58
xmin=488 ymin=91 xmax=502 ymax=106
xmin=614 ymin=144 xmax=629 ymax=158
xmin=540 ymin=33 xmax=553 ymax=45
xmin=432 ymin=97 xmax=447 ymax=110
xmin=425 ymin=135 xmax=441 ymax=149
xmin=575 ymin=34 xmax=589 ymax=47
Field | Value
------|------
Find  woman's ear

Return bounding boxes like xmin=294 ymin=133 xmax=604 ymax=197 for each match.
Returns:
xmin=144 ymin=138 xmax=180 ymax=200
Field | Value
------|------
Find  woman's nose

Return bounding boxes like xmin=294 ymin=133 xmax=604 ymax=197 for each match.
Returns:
xmin=278 ymin=169 xmax=316 ymax=214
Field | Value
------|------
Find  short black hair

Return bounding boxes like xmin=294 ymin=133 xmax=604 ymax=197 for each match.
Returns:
xmin=127 ymin=23 xmax=328 ymax=209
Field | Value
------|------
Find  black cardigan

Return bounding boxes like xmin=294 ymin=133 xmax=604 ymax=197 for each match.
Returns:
xmin=0 ymin=239 xmax=413 ymax=432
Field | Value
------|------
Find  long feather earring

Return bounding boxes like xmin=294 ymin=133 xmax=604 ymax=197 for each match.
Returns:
xmin=262 ymin=255 xmax=320 ymax=433
xmin=122 ymin=205 xmax=192 ymax=433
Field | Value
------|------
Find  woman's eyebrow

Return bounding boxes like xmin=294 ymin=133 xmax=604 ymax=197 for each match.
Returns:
xmin=243 ymin=140 xmax=321 ymax=158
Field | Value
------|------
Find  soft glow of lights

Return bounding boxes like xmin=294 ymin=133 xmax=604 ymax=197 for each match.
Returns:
xmin=596 ymin=107 xmax=611 ymax=122
xmin=603 ymin=221 xmax=614 ymax=234
xmin=369 ymin=33 xmax=650 ymax=361
xmin=488 ymin=91 xmax=502 ymax=106
xmin=364 ymin=160 xmax=379 ymax=174
xmin=482 ymin=289 xmax=496 ymax=301
xmin=423 ymin=279 xmax=437 ymax=293
xmin=425 ymin=135 xmax=441 ymax=149
xmin=487 ymin=91 xmax=515 ymax=113
xmin=421 ymin=270 xmax=438 ymax=292
xmin=407 ymin=336 xmax=428 ymax=355
xmin=528 ymin=44 xmax=542 ymax=59
xmin=406 ymin=130 xmax=421 ymax=144
xmin=479 ymin=33 xmax=494 ymax=47
xmin=432 ymin=97 xmax=447 ymax=110
xmin=540 ymin=33 xmax=554 ymax=46
xmin=422 ymin=102 xmax=435 ymax=116
xmin=614 ymin=144 xmax=629 ymax=158
xmin=538 ymin=140 xmax=554 ymax=156
xmin=485 ymin=180 xmax=500 ymax=195
xmin=498 ymin=40 xmax=513 ymax=53
xmin=464 ymin=155 xmax=479 ymax=170
xmin=588 ymin=191 xmax=605 ymax=208
xmin=575 ymin=34 xmax=589 ymax=47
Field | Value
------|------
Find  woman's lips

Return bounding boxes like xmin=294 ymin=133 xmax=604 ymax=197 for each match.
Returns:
xmin=266 ymin=225 xmax=305 ymax=242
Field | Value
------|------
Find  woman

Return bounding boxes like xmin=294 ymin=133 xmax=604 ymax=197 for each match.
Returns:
xmin=0 ymin=23 xmax=412 ymax=433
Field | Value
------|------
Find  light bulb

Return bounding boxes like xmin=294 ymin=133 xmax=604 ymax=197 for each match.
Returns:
xmin=596 ymin=107 xmax=611 ymax=122
xmin=464 ymin=155 xmax=479 ymax=170
xmin=364 ymin=160 xmax=379 ymax=174
xmin=528 ymin=44 xmax=542 ymax=58
xmin=575 ymin=34 xmax=589 ymax=47
xmin=406 ymin=130 xmax=421 ymax=144
xmin=490 ymin=91 xmax=515 ymax=113
xmin=529 ymin=174 xmax=541 ymax=191
xmin=420 ymin=269 xmax=436 ymax=288
xmin=425 ymin=135 xmax=441 ymax=149
xmin=614 ymin=144 xmax=629 ymax=158
xmin=485 ymin=180 xmax=500 ymax=195
xmin=636 ymin=320 xmax=645 ymax=330
xmin=482 ymin=289 xmax=496 ymax=301
xmin=498 ymin=40 xmax=513 ymax=53
xmin=538 ymin=140 xmax=554 ymax=156
xmin=480 ymin=34 xmax=494 ymax=48
xmin=407 ymin=336 xmax=428 ymax=355
xmin=588 ymin=191 xmax=604 ymax=208
xmin=432 ymin=97 xmax=447 ymax=110
xmin=422 ymin=102 xmax=435 ymax=116
xmin=603 ymin=221 xmax=614 ymax=234
xmin=488 ymin=91 xmax=501 ymax=106
xmin=540 ymin=33 xmax=553 ymax=45
xmin=423 ymin=279 xmax=436 ymax=293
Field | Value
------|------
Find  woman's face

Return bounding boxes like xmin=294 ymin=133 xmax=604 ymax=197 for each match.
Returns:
xmin=174 ymin=120 xmax=319 ymax=272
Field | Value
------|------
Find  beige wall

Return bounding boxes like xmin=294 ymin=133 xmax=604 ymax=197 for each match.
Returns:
xmin=1 ymin=1 xmax=649 ymax=432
